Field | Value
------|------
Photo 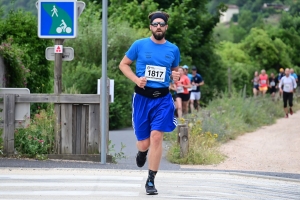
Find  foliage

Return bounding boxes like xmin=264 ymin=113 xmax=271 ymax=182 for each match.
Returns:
xmin=202 ymin=90 xmax=298 ymax=141
xmin=167 ymin=88 xmax=300 ymax=164
xmin=14 ymin=106 xmax=56 ymax=159
xmin=63 ymin=2 xmax=138 ymax=129
xmin=0 ymin=39 xmax=29 ymax=87
xmin=0 ymin=0 xmax=38 ymax=16
xmin=241 ymin=28 xmax=292 ymax=70
xmin=0 ymin=10 xmax=52 ymax=93
xmin=108 ymin=140 xmax=127 ymax=163
xmin=167 ymin=118 xmax=225 ymax=165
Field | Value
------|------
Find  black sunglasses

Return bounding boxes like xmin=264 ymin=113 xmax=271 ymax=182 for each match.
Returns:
xmin=151 ymin=22 xmax=167 ymax=27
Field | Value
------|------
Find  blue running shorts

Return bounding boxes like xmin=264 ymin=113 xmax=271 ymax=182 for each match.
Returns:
xmin=132 ymin=93 xmax=177 ymax=141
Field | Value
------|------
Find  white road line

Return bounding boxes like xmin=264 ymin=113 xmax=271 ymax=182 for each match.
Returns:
xmin=0 ymin=182 xmax=141 ymax=187
xmin=0 ymin=175 xmax=143 ymax=181
xmin=0 ymin=191 xmax=139 ymax=196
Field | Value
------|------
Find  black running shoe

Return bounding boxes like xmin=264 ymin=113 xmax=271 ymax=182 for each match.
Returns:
xmin=145 ymin=181 xmax=158 ymax=195
xmin=136 ymin=151 xmax=147 ymax=168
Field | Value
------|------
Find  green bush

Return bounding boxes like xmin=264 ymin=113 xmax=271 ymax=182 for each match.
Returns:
xmin=0 ymin=10 xmax=52 ymax=93
xmin=204 ymin=91 xmax=289 ymax=141
xmin=62 ymin=3 xmax=142 ymax=129
xmin=14 ymin=106 xmax=56 ymax=158
xmin=0 ymin=39 xmax=29 ymax=87
xmin=167 ymin=118 xmax=225 ymax=165
xmin=166 ymin=89 xmax=300 ymax=165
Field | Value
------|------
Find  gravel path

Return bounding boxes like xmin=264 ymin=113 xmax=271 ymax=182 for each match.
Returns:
xmin=182 ymin=110 xmax=300 ymax=174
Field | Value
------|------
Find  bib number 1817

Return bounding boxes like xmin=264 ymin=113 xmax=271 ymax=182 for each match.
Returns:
xmin=145 ymin=65 xmax=166 ymax=82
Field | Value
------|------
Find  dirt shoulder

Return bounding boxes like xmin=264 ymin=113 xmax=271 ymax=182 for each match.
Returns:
xmin=182 ymin=110 xmax=300 ymax=174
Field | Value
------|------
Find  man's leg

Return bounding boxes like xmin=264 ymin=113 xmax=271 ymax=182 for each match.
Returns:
xmin=283 ymin=92 xmax=288 ymax=117
xmin=144 ymin=130 xmax=163 ymax=195
xmin=289 ymin=92 xmax=293 ymax=115
xmin=148 ymin=130 xmax=163 ymax=171
xmin=176 ymin=97 xmax=183 ymax=118
xmin=190 ymin=99 xmax=195 ymax=112
xmin=136 ymin=139 xmax=150 ymax=167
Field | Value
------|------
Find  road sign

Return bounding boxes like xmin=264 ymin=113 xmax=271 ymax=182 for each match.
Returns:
xmin=45 ymin=47 xmax=74 ymax=61
xmin=38 ymin=0 xmax=77 ymax=38
xmin=54 ymin=45 xmax=63 ymax=53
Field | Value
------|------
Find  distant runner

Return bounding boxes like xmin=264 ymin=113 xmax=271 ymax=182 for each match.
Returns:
xmin=252 ymin=71 xmax=259 ymax=97
xmin=279 ymin=68 xmax=297 ymax=118
xmin=258 ymin=69 xmax=269 ymax=96
xmin=268 ymin=73 xmax=278 ymax=101
xmin=190 ymin=66 xmax=204 ymax=112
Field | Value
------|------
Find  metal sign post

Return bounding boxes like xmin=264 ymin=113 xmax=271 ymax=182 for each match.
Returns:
xmin=100 ymin=0 xmax=108 ymax=164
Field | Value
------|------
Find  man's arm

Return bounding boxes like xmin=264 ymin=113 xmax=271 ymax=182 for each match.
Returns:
xmin=293 ymin=77 xmax=297 ymax=89
xmin=171 ymin=66 xmax=180 ymax=81
xmin=119 ymin=55 xmax=147 ymax=88
xmin=199 ymin=81 xmax=204 ymax=86
xmin=119 ymin=55 xmax=139 ymax=84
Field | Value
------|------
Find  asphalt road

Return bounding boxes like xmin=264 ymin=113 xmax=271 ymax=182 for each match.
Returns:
xmin=1 ymin=127 xmax=300 ymax=180
xmin=0 ymin=168 xmax=299 ymax=200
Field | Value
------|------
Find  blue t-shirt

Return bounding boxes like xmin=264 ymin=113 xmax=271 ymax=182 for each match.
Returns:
xmin=291 ymin=73 xmax=298 ymax=80
xmin=126 ymin=38 xmax=180 ymax=88
xmin=187 ymin=74 xmax=193 ymax=81
xmin=191 ymin=74 xmax=203 ymax=92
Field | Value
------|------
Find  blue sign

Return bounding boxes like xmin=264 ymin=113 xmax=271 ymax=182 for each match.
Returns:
xmin=38 ymin=0 xmax=77 ymax=38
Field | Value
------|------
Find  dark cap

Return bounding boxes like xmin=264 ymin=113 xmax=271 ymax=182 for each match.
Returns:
xmin=192 ymin=66 xmax=197 ymax=70
xmin=148 ymin=11 xmax=169 ymax=23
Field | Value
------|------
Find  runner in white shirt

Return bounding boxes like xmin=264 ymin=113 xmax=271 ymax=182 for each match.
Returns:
xmin=279 ymin=68 xmax=297 ymax=118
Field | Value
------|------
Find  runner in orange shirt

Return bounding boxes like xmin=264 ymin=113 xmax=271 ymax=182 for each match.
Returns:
xmin=258 ymin=69 xmax=269 ymax=96
xmin=175 ymin=67 xmax=191 ymax=118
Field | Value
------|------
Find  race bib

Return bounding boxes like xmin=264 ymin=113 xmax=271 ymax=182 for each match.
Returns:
xmin=261 ymin=80 xmax=266 ymax=84
xmin=270 ymin=81 xmax=275 ymax=86
xmin=177 ymin=86 xmax=184 ymax=93
xmin=188 ymin=87 xmax=192 ymax=91
xmin=145 ymin=65 xmax=166 ymax=82
xmin=192 ymin=85 xmax=197 ymax=90
xmin=284 ymin=84 xmax=291 ymax=91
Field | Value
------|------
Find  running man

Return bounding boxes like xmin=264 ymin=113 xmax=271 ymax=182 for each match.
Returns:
xmin=279 ymin=68 xmax=297 ymax=118
xmin=119 ymin=11 xmax=180 ymax=195
xmin=175 ymin=67 xmax=191 ymax=118
xmin=190 ymin=66 xmax=204 ymax=112
xmin=290 ymin=68 xmax=298 ymax=82
xmin=182 ymin=65 xmax=193 ymax=113
xmin=277 ymin=68 xmax=285 ymax=97
xmin=252 ymin=71 xmax=259 ymax=97
xmin=268 ymin=73 xmax=278 ymax=100
xmin=258 ymin=69 xmax=269 ymax=96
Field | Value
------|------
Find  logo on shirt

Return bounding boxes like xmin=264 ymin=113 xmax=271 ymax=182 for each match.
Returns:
xmin=145 ymin=52 xmax=152 ymax=59
xmin=165 ymin=54 xmax=172 ymax=59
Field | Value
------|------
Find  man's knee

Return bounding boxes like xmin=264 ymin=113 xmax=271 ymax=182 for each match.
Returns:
xmin=150 ymin=131 xmax=163 ymax=145
xmin=137 ymin=139 xmax=150 ymax=151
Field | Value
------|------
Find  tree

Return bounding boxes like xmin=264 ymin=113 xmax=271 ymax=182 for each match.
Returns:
xmin=241 ymin=28 xmax=292 ymax=71
xmin=0 ymin=10 xmax=52 ymax=93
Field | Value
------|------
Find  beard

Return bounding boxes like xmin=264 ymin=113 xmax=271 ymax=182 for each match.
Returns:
xmin=152 ymin=30 xmax=165 ymax=40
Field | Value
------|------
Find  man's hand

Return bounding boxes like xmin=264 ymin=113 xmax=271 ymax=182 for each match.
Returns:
xmin=280 ymin=88 xmax=283 ymax=93
xmin=135 ymin=77 xmax=147 ymax=88
xmin=172 ymin=71 xmax=180 ymax=81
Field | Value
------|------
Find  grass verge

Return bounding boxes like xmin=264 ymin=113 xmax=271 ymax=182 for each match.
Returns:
xmin=166 ymin=91 xmax=300 ymax=165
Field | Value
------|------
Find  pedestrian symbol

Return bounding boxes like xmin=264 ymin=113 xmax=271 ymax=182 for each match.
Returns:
xmin=38 ymin=0 xmax=77 ymax=38
xmin=51 ymin=5 xmax=58 ymax=17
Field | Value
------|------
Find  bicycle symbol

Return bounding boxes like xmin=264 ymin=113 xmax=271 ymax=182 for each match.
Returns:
xmin=56 ymin=19 xmax=72 ymax=34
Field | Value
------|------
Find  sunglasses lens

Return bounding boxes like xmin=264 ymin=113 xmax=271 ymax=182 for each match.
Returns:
xmin=151 ymin=22 xmax=166 ymax=27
